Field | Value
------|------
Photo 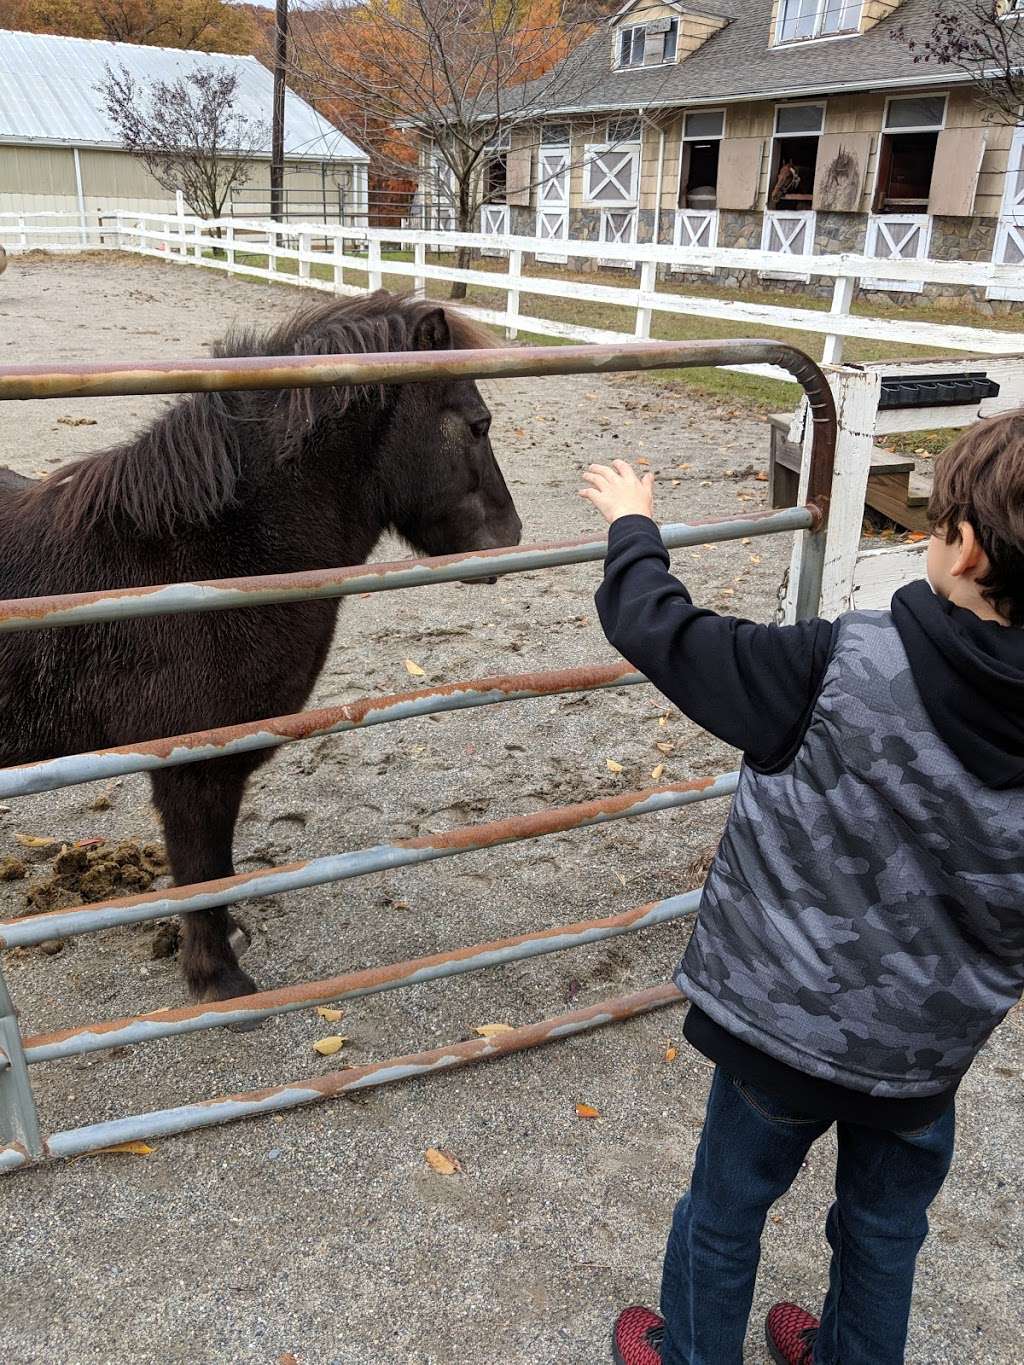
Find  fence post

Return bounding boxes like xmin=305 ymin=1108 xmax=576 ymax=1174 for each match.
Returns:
xmin=175 ymin=190 xmax=186 ymax=259
xmin=226 ymin=221 xmax=235 ymax=269
xmin=299 ymin=230 xmax=311 ymax=283
xmin=0 ymin=968 xmax=44 ymax=1161
xmin=635 ymin=259 xmax=656 ymax=340
xmin=333 ymin=232 xmax=345 ymax=292
xmin=413 ymin=240 xmax=426 ymax=298
xmin=506 ymin=248 xmax=523 ymax=341
xmin=783 ymin=367 xmax=882 ymax=623
xmin=17 ymin=215 xmax=26 ymax=251
xmin=368 ymin=236 xmax=383 ymax=291
xmin=822 ymin=274 xmax=855 ymax=367
xmin=268 ymin=225 xmax=278 ymax=276
xmin=193 ymin=217 xmax=203 ymax=262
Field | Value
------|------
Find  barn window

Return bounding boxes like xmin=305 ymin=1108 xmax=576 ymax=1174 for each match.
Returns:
xmin=873 ymin=96 xmax=947 ymax=213
xmin=617 ymin=25 xmax=646 ymax=67
xmin=616 ymin=18 xmax=678 ymax=69
xmin=607 ymin=117 xmax=642 ymax=144
xmin=678 ymin=109 xmax=726 ymax=209
xmin=483 ymin=128 xmax=510 ymax=203
xmin=769 ymin=103 xmax=825 ymax=208
xmin=776 ymin=0 xmax=862 ymax=44
xmin=540 ymin=123 xmax=571 ymax=147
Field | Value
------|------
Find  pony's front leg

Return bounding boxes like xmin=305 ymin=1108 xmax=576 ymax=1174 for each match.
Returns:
xmin=150 ymin=758 xmax=258 ymax=1002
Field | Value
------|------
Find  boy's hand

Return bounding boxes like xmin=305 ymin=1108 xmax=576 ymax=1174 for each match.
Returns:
xmin=579 ymin=460 xmax=655 ymax=526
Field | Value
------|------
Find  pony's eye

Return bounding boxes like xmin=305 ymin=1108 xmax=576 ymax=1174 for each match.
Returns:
xmin=469 ymin=416 xmax=491 ymax=441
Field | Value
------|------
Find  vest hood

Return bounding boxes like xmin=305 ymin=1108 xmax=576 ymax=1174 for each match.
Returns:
xmin=892 ymin=580 xmax=1024 ymax=790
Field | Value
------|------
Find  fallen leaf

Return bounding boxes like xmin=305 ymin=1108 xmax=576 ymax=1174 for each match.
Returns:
xmin=671 ymin=479 xmax=681 ymax=487
xmin=475 ymin=1023 xmax=515 ymax=1038
xmin=636 ymin=457 xmax=650 ymax=467
xmin=14 ymin=833 xmax=57 ymax=849
xmin=279 ymin=1355 xmax=300 ymax=1365
xmin=749 ymin=554 xmax=762 ymax=565
xmin=755 ymin=471 xmax=769 ymax=482
xmin=656 ymin=741 xmax=674 ymax=755
xmin=404 ymin=659 xmax=426 ymax=677
xmin=651 ymin=763 xmax=666 ymax=781
xmin=93 ymin=1141 xmax=154 ymax=1156
xmin=906 ymin=532 xmax=927 ymax=543
xmin=575 ymin=1103 xmax=601 ymax=1120
xmin=513 ymin=427 xmax=526 ymax=438
xmin=315 ymin=1006 xmax=344 ymax=1023
xmin=664 ymin=1045 xmax=678 ymax=1063
xmin=613 ymin=872 xmax=627 ymax=888
xmin=57 ymin=415 xmax=97 ymax=427
xmin=425 ymin=1147 xmax=461 ymax=1175
xmin=606 ymin=759 xmax=624 ymax=773
xmin=312 ymin=1035 xmax=347 ymax=1056
xmin=658 ymin=715 xmax=669 ymax=728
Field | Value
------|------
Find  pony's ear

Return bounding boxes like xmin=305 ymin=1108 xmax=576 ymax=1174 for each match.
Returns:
xmin=412 ymin=308 xmax=451 ymax=352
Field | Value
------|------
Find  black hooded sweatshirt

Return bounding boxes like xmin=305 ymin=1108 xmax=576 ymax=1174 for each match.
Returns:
xmin=596 ymin=515 xmax=1024 ymax=1131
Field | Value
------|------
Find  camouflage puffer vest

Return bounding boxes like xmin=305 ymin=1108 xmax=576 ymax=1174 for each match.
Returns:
xmin=677 ymin=610 xmax=1024 ymax=1099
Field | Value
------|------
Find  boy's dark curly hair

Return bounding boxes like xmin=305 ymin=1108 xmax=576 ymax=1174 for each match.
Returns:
xmin=929 ymin=410 xmax=1024 ymax=627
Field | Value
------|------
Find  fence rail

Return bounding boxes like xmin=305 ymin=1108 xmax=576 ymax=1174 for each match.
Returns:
xmin=4 ymin=210 xmax=1022 ymax=378
xmin=0 ymin=337 xmax=834 ymax=1169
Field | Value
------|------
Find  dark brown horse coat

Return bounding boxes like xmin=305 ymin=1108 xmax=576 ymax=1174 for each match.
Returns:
xmin=0 ymin=292 xmax=521 ymax=1001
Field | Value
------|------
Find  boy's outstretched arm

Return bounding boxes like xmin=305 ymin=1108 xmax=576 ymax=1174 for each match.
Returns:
xmin=581 ymin=461 xmax=836 ymax=771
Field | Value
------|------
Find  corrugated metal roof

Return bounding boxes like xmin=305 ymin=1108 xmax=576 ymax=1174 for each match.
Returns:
xmin=0 ymin=28 xmax=367 ymax=161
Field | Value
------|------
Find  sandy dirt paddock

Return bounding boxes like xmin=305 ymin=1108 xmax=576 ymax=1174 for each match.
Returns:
xmin=0 ymin=254 xmax=1021 ymax=1365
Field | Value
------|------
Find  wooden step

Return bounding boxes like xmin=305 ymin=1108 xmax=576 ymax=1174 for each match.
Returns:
xmin=768 ymin=415 xmax=915 ymax=476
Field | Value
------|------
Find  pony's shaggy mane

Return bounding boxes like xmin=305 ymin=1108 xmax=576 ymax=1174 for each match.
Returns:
xmin=34 ymin=292 xmax=496 ymax=539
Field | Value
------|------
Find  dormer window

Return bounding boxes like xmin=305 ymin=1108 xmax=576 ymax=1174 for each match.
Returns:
xmin=618 ymin=25 xmax=646 ymax=67
xmin=616 ymin=17 xmax=678 ymax=69
xmin=776 ymin=0 xmax=863 ymax=45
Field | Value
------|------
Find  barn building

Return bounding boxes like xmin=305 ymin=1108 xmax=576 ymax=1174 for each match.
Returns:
xmin=0 ymin=29 xmax=368 ymax=229
xmin=429 ymin=0 xmax=1024 ymax=305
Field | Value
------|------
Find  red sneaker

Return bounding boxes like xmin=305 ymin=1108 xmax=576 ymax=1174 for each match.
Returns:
xmin=765 ymin=1302 xmax=820 ymax=1365
xmin=611 ymin=1306 xmax=666 ymax=1364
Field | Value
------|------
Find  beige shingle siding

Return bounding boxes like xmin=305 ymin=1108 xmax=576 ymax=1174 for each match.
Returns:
xmin=860 ymin=0 xmax=905 ymax=33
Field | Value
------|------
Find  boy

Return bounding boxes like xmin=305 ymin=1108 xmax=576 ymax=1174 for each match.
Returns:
xmin=579 ymin=412 xmax=1024 ymax=1365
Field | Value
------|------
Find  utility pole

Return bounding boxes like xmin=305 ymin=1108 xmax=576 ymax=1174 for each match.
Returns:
xmin=270 ymin=0 xmax=287 ymax=221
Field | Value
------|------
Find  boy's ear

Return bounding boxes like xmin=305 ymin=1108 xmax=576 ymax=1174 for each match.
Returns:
xmin=412 ymin=308 xmax=451 ymax=352
xmin=951 ymin=521 xmax=985 ymax=579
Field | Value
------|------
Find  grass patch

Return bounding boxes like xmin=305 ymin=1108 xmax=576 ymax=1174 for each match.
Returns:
xmin=884 ymin=428 xmax=960 ymax=457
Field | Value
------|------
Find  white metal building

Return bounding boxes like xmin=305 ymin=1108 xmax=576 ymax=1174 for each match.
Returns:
xmin=0 ymin=29 xmax=369 ymax=225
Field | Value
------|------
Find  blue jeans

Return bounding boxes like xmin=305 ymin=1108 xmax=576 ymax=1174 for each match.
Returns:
xmin=659 ymin=1068 xmax=955 ymax=1365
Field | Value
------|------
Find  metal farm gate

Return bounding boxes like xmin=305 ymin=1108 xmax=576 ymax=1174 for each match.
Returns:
xmin=0 ymin=339 xmax=836 ymax=1171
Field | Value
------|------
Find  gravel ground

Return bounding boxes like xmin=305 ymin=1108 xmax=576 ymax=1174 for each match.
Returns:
xmin=0 ymin=254 xmax=1021 ymax=1365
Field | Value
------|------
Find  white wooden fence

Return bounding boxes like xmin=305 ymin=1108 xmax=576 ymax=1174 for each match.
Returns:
xmin=4 ymin=209 xmax=1023 ymax=385
xmin=4 ymin=209 xmax=1023 ymax=623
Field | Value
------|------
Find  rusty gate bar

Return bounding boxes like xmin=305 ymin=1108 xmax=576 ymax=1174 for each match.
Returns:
xmin=0 ymin=772 xmax=738 ymax=950
xmin=0 ymin=507 xmax=813 ymax=636
xmin=19 ymin=889 xmax=702 ymax=1067
xmin=0 ymin=983 xmax=683 ymax=1171
xmin=0 ymin=661 xmax=646 ymax=800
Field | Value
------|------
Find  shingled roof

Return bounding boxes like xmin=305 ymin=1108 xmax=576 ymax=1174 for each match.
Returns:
xmin=506 ymin=0 xmax=968 ymax=118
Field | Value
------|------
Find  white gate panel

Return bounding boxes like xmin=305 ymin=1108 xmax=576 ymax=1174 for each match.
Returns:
xmin=863 ymin=215 xmax=932 ymax=294
xmin=479 ymin=204 xmax=510 ymax=258
xmin=670 ymin=209 xmax=719 ymax=273
xmin=599 ymin=209 xmax=638 ymax=268
xmin=760 ymin=211 xmax=816 ymax=282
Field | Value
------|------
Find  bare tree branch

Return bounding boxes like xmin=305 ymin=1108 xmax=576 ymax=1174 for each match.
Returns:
xmin=892 ymin=1 xmax=1024 ymax=126
xmin=97 ymin=64 xmax=270 ymax=226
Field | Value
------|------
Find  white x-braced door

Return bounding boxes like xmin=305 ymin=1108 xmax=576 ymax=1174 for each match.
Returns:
xmin=480 ymin=204 xmax=510 ymax=257
xmin=599 ymin=209 xmax=638 ymax=268
xmin=671 ymin=209 xmax=719 ymax=273
xmin=760 ymin=210 xmax=816 ymax=282
xmin=864 ymin=215 xmax=932 ymax=293
xmin=584 ymin=146 xmax=640 ymax=207
xmin=990 ymin=124 xmax=1024 ymax=301
xmin=536 ymin=148 xmax=570 ymax=263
